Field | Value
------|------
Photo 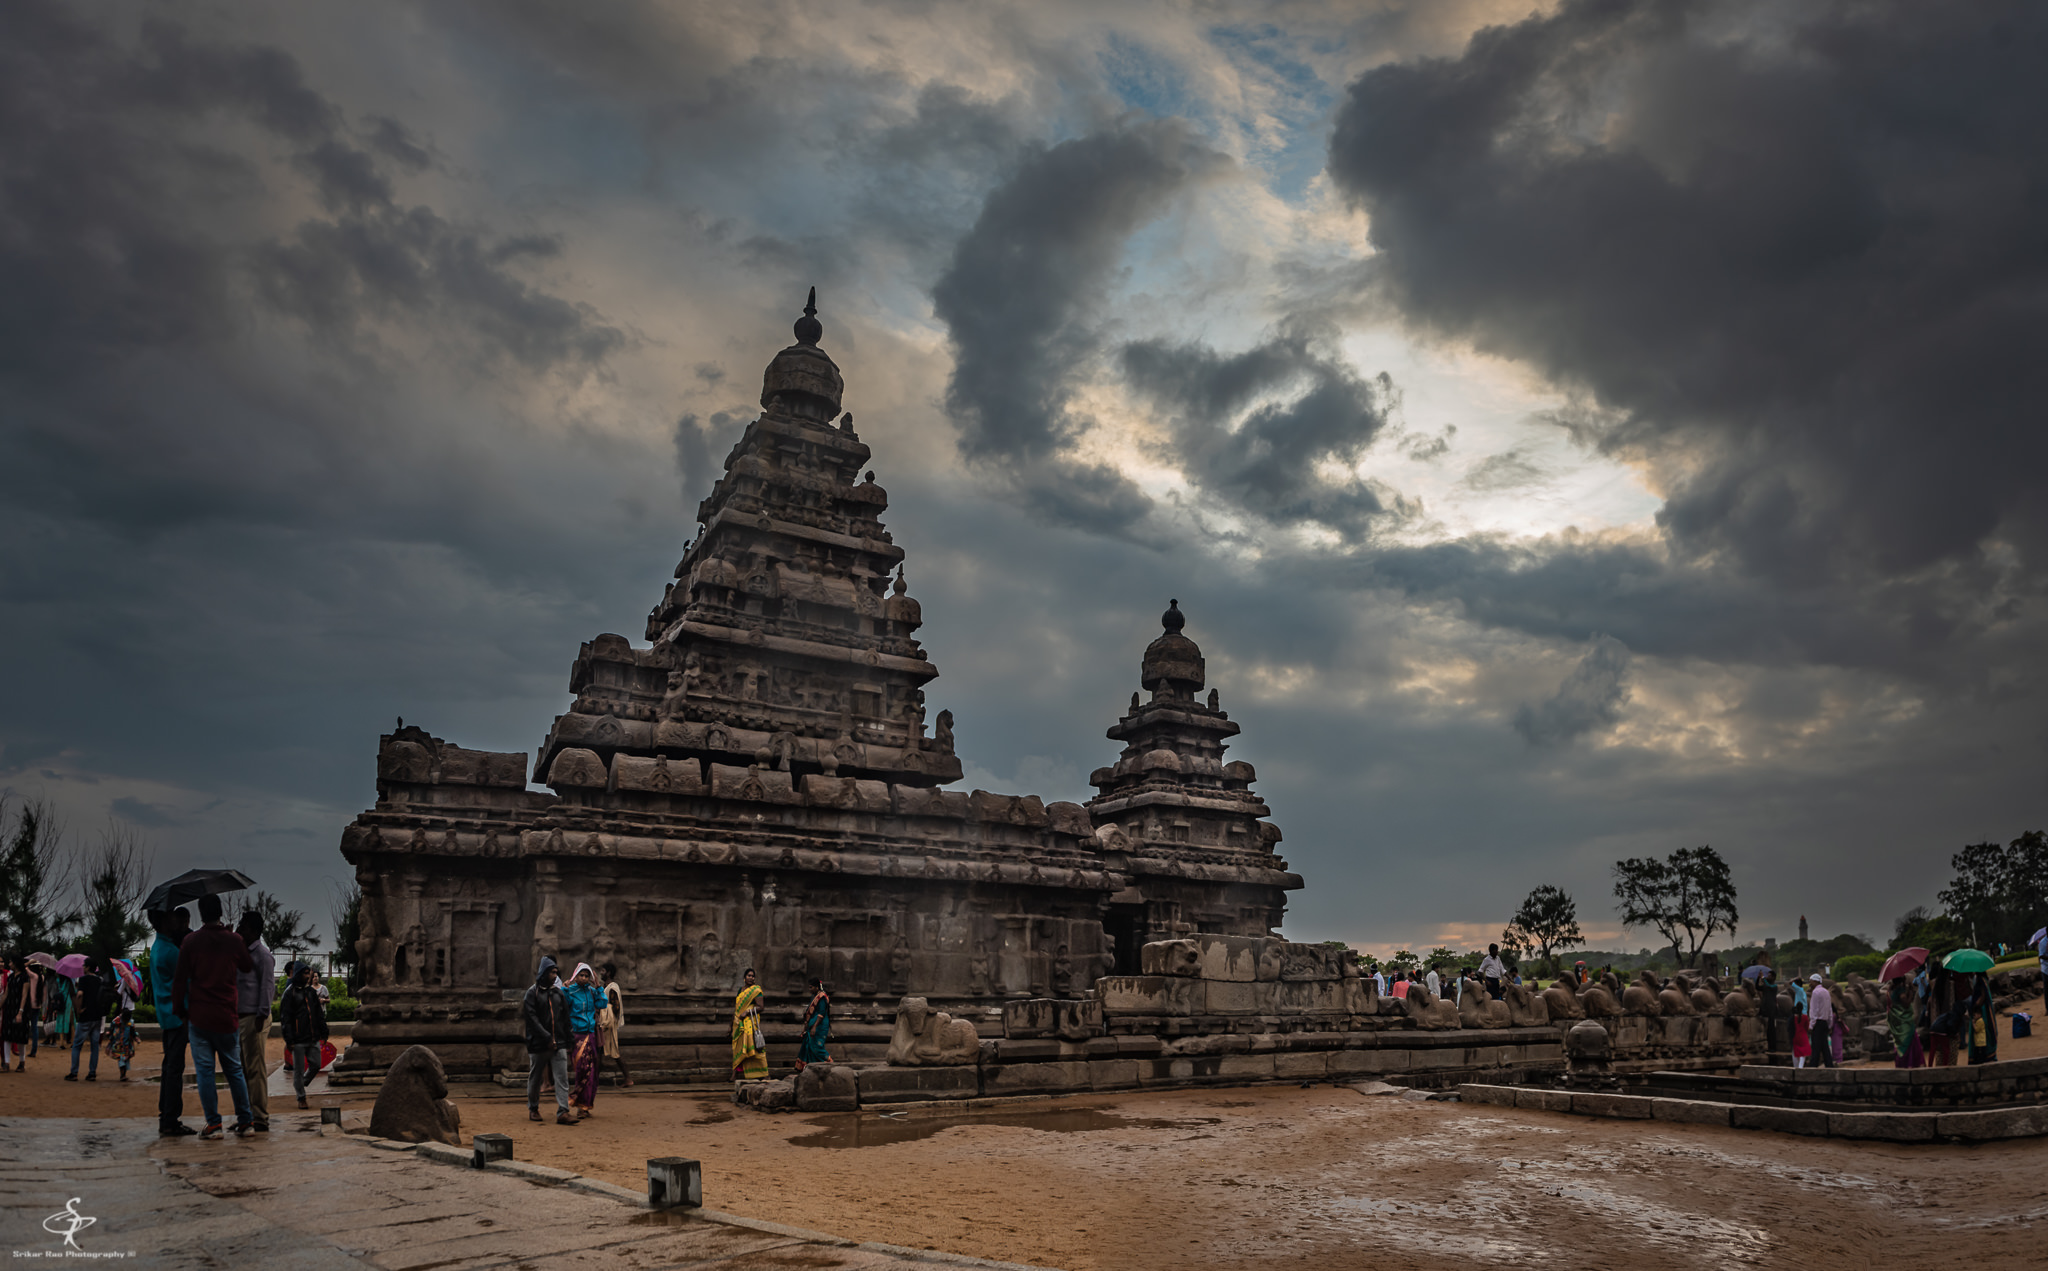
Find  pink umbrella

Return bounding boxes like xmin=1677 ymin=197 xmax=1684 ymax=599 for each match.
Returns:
xmin=26 ymin=952 xmax=59 ymax=971
xmin=110 ymin=959 xmax=143 ymax=1000
xmin=52 ymin=954 xmax=88 ymax=980
xmin=1879 ymin=947 xmax=1928 ymax=982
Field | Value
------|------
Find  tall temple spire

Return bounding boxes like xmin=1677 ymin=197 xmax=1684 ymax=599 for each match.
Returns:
xmin=794 ymin=285 xmax=822 ymax=346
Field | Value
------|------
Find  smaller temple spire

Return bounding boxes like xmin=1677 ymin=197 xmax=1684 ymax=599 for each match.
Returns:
xmin=1162 ymin=598 xmax=1185 ymax=633
xmin=794 ymin=286 xmax=822 ymax=345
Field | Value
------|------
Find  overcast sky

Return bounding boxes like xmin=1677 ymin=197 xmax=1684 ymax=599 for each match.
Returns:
xmin=5 ymin=0 xmax=2042 ymax=958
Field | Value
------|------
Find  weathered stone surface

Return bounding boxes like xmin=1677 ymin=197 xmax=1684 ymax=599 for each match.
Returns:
xmin=885 ymin=997 xmax=979 ymax=1066
xmin=1273 ymin=1051 xmax=1330 ymax=1080
xmin=794 ymin=1063 xmax=859 ymax=1111
xmin=1731 ymin=1105 xmax=1831 ymax=1136
xmin=853 ymin=1065 xmax=979 ymax=1103
xmin=985 ymin=1060 xmax=1091 ymax=1093
xmin=1649 ymin=1098 xmax=1733 ymax=1126
xmin=1516 ymin=1087 xmax=1573 ymax=1112
xmin=1936 ymin=1105 xmax=2048 ymax=1141
xmin=1829 ymin=1111 xmax=1936 ymax=1141
xmin=1457 ymin=1083 xmax=1517 ymax=1106
xmin=1570 ymin=1092 xmax=1652 ymax=1119
xmin=368 ymin=1045 xmax=463 ymax=1146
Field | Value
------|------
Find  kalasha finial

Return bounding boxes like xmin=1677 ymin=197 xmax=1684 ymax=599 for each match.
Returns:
xmin=794 ymin=286 xmax=822 ymax=345
xmin=1161 ymin=598 xmax=1185 ymax=633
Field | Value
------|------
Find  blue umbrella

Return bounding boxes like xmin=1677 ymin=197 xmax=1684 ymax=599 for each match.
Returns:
xmin=1741 ymin=964 xmax=1771 ymax=981
xmin=2030 ymin=927 xmax=2046 ymax=948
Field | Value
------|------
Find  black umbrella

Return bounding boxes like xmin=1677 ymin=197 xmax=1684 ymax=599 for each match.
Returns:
xmin=143 ymin=868 xmax=257 ymax=915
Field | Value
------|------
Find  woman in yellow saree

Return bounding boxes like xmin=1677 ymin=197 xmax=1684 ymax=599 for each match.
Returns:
xmin=731 ymin=969 xmax=767 ymax=1081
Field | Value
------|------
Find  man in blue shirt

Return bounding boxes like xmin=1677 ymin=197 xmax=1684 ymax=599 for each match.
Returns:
xmin=149 ymin=907 xmax=196 ymax=1137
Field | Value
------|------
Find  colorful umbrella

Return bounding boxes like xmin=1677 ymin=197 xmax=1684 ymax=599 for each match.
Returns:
xmin=53 ymin=954 xmax=88 ymax=979
xmin=2030 ymin=927 xmax=2046 ymax=948
xmin=26 ymin=952 xmax=59 ymax=971
xmin=1880 ymin=947 xmax=1928 ymax=982
xmin=109 ymin=958 xmax=143 ymax=1000
xmin=1942 ymin=948 xmax=1995 ymax=973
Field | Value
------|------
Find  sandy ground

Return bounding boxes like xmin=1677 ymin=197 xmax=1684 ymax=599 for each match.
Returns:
xmin=11 ymin=1010 xmax=2044 ymax=1270
xmin=0 ymin=1034 xmax=291 ymax=1118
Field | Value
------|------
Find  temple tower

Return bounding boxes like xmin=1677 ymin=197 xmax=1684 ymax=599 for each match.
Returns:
xmin=1087 ymin=600 xmax=1301 ymax=973
xmin=533 ymin=291 xmax=961 ymax=788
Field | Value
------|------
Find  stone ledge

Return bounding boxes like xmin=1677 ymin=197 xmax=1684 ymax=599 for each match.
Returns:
xmin=1648 ymin=1098 xmax=1732 ymax=1126
xmin=1455 ymin=1084 xmax=1516 ymax=1107
xmin=1731 ymin=1105 xmax=1831 ymax=1136
xmin=414 ymin=1142 xmax=470 ymax=1167
xmin=1571 ymin=1092 xmax=1653 ymax=1119
xmin=1828 ymin=1111 xmax=1937 ymax=1142
xmin=1935 ymin=1105 xmax=2048 ymax=1141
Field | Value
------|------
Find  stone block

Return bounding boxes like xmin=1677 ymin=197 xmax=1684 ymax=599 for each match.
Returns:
xmin=1194 ymin=935 xmax=1263 ymax=982
xmin=1273 ymin=1051 xmax=1330 ymax=1080
xmin=1731 ymin=1105 xmax=1831 ymax=1136
xmin=614 ymin=753 xmax=705 ymax=795
xmin=1099 ymin=976 xmax=1200 ymax=1016
xmin=1829 ymin=1111 xmax=1936 ymax=1142
xmin=648 ymin=1157 xmax=702 ymax=1209
xmin=320 ymin=1107 xmax=342 ymax=1125
xmin=1088 ymin=1059 xmax=1140 ymax=1089
xmin=1649 ymin=1099 xmax=1732 ymax=1126
xmin=993 ymin=1038 xmax=1061 ymax=1060
xmin=1002 ymin=999 xmax=1057 ymax=1039
xmin=415 ymin=1142 xmax=470 ymax=1168
xmin=745 ymin=1078 xmax=795 ymax=1110
xmin=547 ymin=747 xmax=608 ymax=788
xmin=1327 ymin=1048 xmax=1407 ymax=1076
xmin=853 ymin=1066 xmax=979 ymax=1104
xmin=1114 ymin=1035 xmax=1164 ymax=1057
xmin=794 ymin=1064 xmax=858 ymax=1112
xmin=1571 ymin=1092 xmax=1653 ymax=1119
xmin=1217 ymin=1053 xmax=1275 ymax=1080
xmin=1936 ymin=1105 xmax=2048 ymax=1141
xmin=472 ymin=1133 xmax=514 ymax=1167
xmin=1205 ymin=981 xmax=1268 ymax=1014
xmin=709 ymin=764 xmax=797 ymax=804
xmin=1516 ymin=1087 xmax=1573 ymax=1112
xmin=984 ymin=1061 xmax=1090 ymax=1094
xmin=1457 ymin=1084 xmax=1517 ymax=1107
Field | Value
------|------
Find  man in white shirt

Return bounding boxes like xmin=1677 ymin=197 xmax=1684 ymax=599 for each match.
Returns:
xmin=1479 ymin=945 xmax=1508 ymax=1000
xmin=1424 ymin=965 xmax=1441 ymax=1000
xmin=1806 ymin=973 xmax=1835 ymax=1068
xmin=1371 ymin=968 xmax=1386 ymax=998
xmin=234 ymin=913 xmax=277 ymax=1130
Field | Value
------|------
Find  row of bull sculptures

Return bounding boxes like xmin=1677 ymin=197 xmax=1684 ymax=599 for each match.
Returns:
xmin=1395 ymin=968 xmax=1876 ymax=1031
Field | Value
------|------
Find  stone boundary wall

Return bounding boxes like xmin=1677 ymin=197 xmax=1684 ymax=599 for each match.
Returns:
xmin=1458 ymin=1079 xmax=2048 ymax=1143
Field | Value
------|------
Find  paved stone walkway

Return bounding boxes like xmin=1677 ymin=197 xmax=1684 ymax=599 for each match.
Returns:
xmin=1 ymin=1116 xmax=1052 ymax=1269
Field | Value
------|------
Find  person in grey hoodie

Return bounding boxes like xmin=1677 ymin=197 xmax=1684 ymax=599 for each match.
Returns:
xmin=523 ymin=957 xmax=575 ymax=1125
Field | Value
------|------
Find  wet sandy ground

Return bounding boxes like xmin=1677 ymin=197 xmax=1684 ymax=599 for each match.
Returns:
xmin=451 ymin=1081 xmax=2044 ymax=1271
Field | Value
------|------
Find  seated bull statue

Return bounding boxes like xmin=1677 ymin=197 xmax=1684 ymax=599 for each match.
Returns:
xmin=1503 ymin=980 xmax=1551 ymax=1027
xmin=1657 ymin=981 xmax=1697 ymax=1016
xmin=1578 ymin=983 xmax=1622 ymax=1018
xmin=1457 ymin=979 xmax=1512 ymax=1028
xmin=1540 ymin=981 xmax=1585 ymax=1021
xmin=1721 ymin=981 xmax=1759 ymax=1017
xmin=1689 ymin=977 xmax=1723 ymax=1014
xmin=368 ymin=1044 xmax=463 ymax=1146
xmin=1400 ymin=984 xmax=1460 ymax=1031
xmin=1621 ymin=976 xmax=1662 ymax=1017
xmin=886 ymin=996 xmax=980 ymax=1066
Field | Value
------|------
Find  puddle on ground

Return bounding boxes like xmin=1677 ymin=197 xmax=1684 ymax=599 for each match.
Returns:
xmin=629 ymin=1209 xmax=705 ymax=1228
xmin=786 ymin=1105 xmax=1221 ymax=1149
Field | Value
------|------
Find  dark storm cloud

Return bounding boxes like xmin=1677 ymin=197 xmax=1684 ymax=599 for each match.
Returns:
xmin=1328 ymin=0 xmax=2048 ymax=598
xmin=1514 ymin=635 xmax=1632 ymax=747
xmin=1119 ymin=326 xmax=1397 ymax=540
xmin=932 ymin=121 xmax=1231 ymax=534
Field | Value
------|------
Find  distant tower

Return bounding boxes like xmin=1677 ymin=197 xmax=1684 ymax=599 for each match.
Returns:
xmin=1798 ymin=915 xmax=1808 ymax=942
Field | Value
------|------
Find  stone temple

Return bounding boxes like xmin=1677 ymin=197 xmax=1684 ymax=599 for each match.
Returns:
xmin=336 ymin=294 xmax=1302 ymax=1081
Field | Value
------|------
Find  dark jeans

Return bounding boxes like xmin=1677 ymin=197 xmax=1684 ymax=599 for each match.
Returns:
xmin=68 ymin=1019 xmax=102 ymax=1076
xmin=1484 ymin=977 xmax=1503 ymax=1000
xmin=159 ymin=1024 xmax=189 ymax=1131
xmin=1808 ymin=1019 xmax=1835 ymax=1067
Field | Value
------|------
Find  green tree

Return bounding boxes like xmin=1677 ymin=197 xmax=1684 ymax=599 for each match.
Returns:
xmin=0 ymin=794 xmax=78 ymax=953
xmin=234 ymin=890 xmax=320 ymax=962
xmin=1612 ymin=845 xmax=1738 ymax=969
xmin=1937 ymin=831 xmax=2047 ymax=949
xmin=70 ymin=823 xmax=152 ymax=965
xmin=1504 ymin=884 xmax=1585 ymax=977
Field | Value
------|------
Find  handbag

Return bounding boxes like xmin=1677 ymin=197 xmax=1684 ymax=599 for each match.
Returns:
xmin=318 ymin=1039 xmax=338 ymax=1071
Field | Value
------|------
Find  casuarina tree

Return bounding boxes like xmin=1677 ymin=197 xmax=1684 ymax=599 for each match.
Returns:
xmin=0 ymin=795 xmax=77 ymax=953
xmin=1504 ymin=884 xmax=1585 ymax=977
xmin=1612 ymin=846 xmax=1738 ymax=969
xmin=71 ymin=823 xmax=152 ymax=965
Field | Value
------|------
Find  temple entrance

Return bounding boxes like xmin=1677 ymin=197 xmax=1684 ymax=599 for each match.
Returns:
xmin=1105 ymin=905 xmax=1145 ymax=977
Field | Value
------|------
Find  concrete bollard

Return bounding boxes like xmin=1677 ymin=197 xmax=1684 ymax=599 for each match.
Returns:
xmin=473 ymin=1133 xmax=514 ymax=1168
xmin=320 ymin=1107 xmax=342 ymax=1125
xmin=647 ymin=1157 xmax=702 ymax=1210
